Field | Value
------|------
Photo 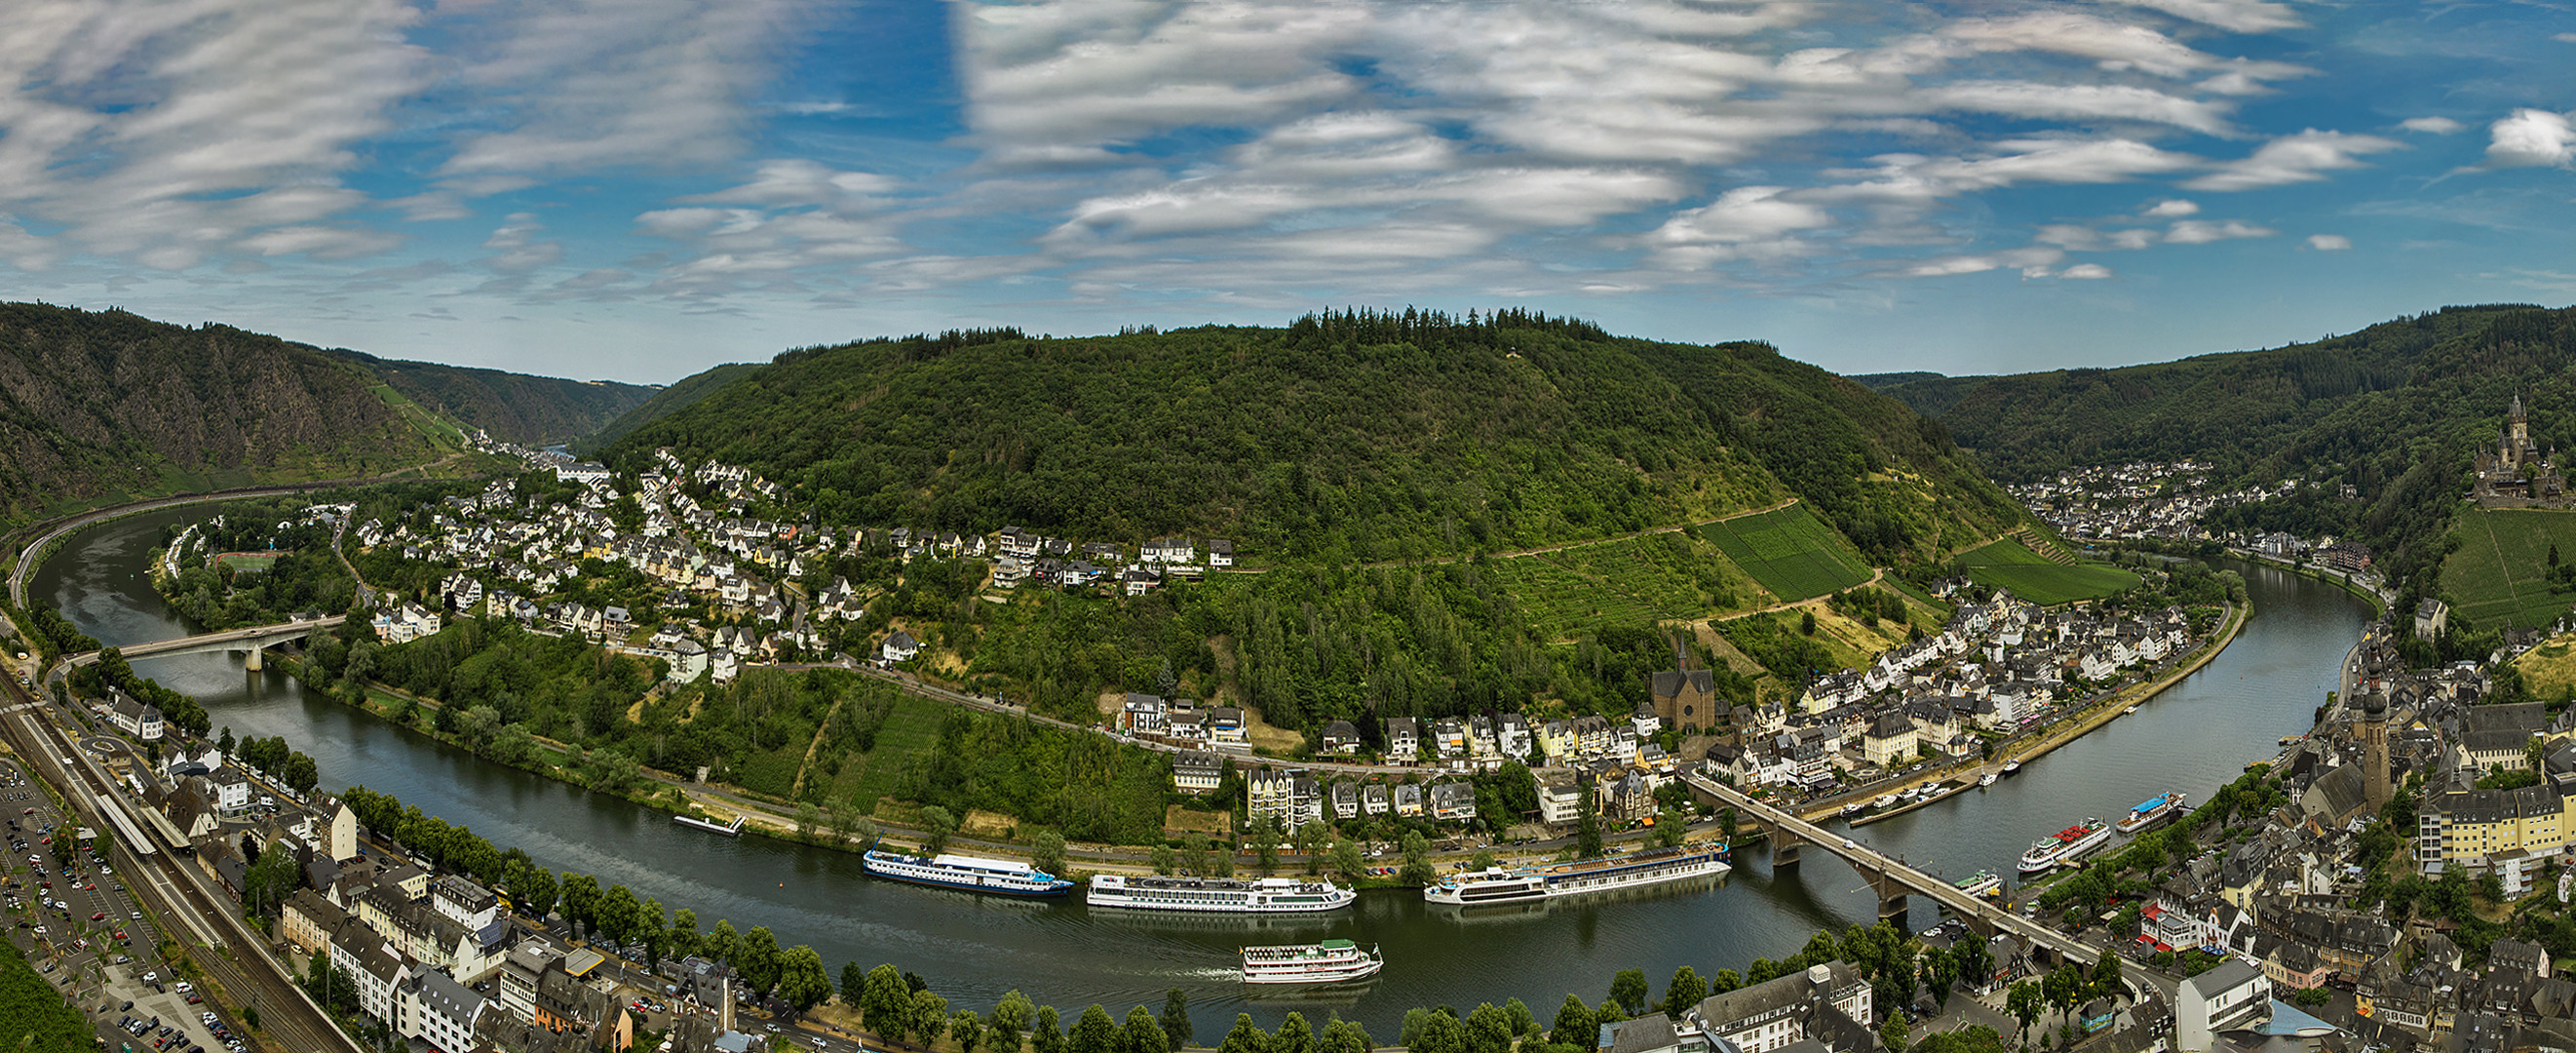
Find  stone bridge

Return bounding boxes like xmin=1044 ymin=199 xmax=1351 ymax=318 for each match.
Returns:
xmin=68 ymin=615 xmax=346 ymax=673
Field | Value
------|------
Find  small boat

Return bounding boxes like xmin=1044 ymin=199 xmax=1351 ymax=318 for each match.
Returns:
xmin=2124 ymin=705 xmax=2139 ymax=715
xmin=1241 ymin=940 xmax=1383 ymax=985
xmin=673 ymin=813 xmax=745 ymax=837
xmin=2001 ymin=760 xmax=2022 ymax=775
xmin=1979 ymin=771 xmax=1998 ymax=788
xmin=1954 ymin=870 xmax=2003 ymax=898
xmin=1873 ymin=794 xmax=1898 ymax=809
xmin=1840 ymin=801 xmax=1866 ymax=818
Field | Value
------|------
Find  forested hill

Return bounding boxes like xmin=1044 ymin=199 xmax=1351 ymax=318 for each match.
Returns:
xmin=334 ymin=350 xmax=655 ymax=447
xmin=600 ymin=309 xmax=2026 ymax=566
xmin=576 ymin=361 xmax=759 ymax=455
xmin=1885 ymin=302 xmax=2576 ymax=603
xmin=0 ymin=302 xmax=456 ymax=523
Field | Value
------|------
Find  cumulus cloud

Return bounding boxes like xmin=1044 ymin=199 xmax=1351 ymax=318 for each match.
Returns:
xmin=1642 ymin=186 xmax=1835 ymax=268
xmin=481 ymin=214 xmax=565 ymax=273
xmin=2164 ymin=218 xmax=2275 ymax=243
xmin=2401 ymin=117 xmax=2465 ymax=135
xmin=2059 ymin=263 xmax=2116 ymax=278
xmin=2485 ymin=109 xmax=2576 ymax=168
xmin=2143 ymin=199 xmax=2201 ymax=216
xmin=2307 ymin=234 xmax=2352 ymax=250
xmin=2184 ymin=130 xmax=2404 ymax=190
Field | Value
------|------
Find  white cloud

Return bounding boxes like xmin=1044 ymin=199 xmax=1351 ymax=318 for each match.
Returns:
xmin=2102 ymin=0 xmax=2304 ymax=34
xmin=2144 ymin=199 xmax=2201 ymax=216
xmin=2401 ymin=116 xmax=2465 ymax=135
xmin=1643 ymin=186 xmax=1835 ymax=268
xmin=2183 ymin=130 xmax=2404 ymax=190
xmin=482 ymin=214 xmax=565 ymax=273
xmin=2485 ymin=109 xmax=2576 ymax=168
xmin=1925 ymin=82 xmax=2238 ymax=136
xmin=1941 ymin=12 xmax=2228 ymax=77
xmin=2058 ymin=262 xmax=2116 ymax=278
xmin=2165 ymin=218 xmax=2276 ymax=243
xmin=1894 ymin=246 xmax=2065 ymax=278
xmin=2306 ymin=234 xmax=2351 ymax=250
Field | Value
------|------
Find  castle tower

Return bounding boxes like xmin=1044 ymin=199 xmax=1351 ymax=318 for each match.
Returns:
xmin=2362 ymin=689 xmax=2391 ymax=811
xmin=2512 ymin=393 xmax=2532 ymax=464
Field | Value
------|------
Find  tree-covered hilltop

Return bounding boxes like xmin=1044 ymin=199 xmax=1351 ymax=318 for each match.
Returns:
xmin=600 ymin=309 xmax=2025 ymax=567
xmin=333 ymin=349 xmax=656 ymax=448
xmin=574 ymin=360 xmax=760 ymax=455
xmin=0 ymin=301 xmax=452 ymax=523
xmin=1891 ymin=303 xmax=2576 ymax=617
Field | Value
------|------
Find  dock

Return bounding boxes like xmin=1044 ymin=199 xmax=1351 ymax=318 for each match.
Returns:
xmin=673 ymin=813 xmax=745 ymax=837
xmin=1846 ymin=779 xmax=1976 ymax=828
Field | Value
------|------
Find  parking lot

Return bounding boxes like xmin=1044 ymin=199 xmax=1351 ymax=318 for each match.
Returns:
xmin=2 ymin=754 xmax=243 ymax=1053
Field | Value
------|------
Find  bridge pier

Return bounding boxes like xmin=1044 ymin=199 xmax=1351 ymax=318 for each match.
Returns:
xmin=1864 ymin=869 xmax=1910 ymax=921
xmin=1770 ymin=824 xmax=1806 ymax=867
xmin=242 ymin=643 xmax=263 ymax=672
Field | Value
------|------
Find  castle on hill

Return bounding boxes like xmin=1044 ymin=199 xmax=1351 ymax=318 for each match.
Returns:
xmin=2474 ymin=393 xmax=2570 ymax=507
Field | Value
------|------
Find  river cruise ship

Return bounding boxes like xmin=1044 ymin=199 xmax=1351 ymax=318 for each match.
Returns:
xmin=2016 ymin=818 xmax=2110 ymax=876
xmin=1954 ymin=870 xmax=2003 ymax=898
xmin=862 ymin=850 xmax=1077 ymax=897
xmin=1241 ymin=940 xmax=1383 ymax=985
xmin=1087 ymin=875 xmax=1356 ymax=913
xmin=1423 ymin=845 xmax=1728 ymax=906
xmin=2116 ymin=793 xmax=2187 ymax=835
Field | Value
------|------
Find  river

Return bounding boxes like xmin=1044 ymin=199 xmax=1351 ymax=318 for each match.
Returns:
xmin=34 ymin=507 xmax=2368 ymax=1035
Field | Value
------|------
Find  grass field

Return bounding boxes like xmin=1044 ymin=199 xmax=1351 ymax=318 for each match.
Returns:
xmin=0 ymin=940 xmax=94 ymax=1052
xmin=2515 ymin=635 xmax=2576 ymax=701
xmin=1487 ymin=530 xmax=1761 ymax=640
xmin=2442 ymin=507 xmax=2576 ymax=629
xmin=1697 ymin=504 xmax=1873 ymax=603
xmin=215 ymin=552 xmax=282 ymax=572
xmin=1960 ymin=537 xmax=2141 ymax=604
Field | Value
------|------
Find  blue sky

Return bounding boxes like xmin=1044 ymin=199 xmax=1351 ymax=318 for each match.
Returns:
xmin=2 ymin=0 xmax=2572 ymax=385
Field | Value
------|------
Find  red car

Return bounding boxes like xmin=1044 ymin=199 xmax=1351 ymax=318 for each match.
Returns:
xmin=89 ymin=911 xmax=104 ymax=921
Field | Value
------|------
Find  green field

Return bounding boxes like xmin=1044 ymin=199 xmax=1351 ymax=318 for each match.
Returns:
xmin=1959 ymin=537 xmax=2141 ymax=604
xmin=0 ymin=940 xmax=94 ymax=1052
xmin=1484 ymin=530 xmax=1758 ymax=640
xmin=2442 ymin=507 xmax=2576 ymax=629
xmin=1697 ymin=503 xmax=1874 ymax=602
xmin=216 ymin=552 xmax=283 ymax=572
xmin=817 ymin=690 xmax=950 ymax=812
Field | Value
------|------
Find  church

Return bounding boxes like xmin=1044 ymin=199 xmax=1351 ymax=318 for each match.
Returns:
xmin=2474 ymin=394 xmax=2569 ymax=506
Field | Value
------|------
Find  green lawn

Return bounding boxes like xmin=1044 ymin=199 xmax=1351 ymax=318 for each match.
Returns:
xmin=0 ymin=940 xmax=94 ymax=1052
xmin=2441 ymin=507 xmax=2576 ymax=629
xmin=215 ymin=552 xmax=283 ymax=572
xmin=1697 ymin=503 xmax=1874 ymax=602
xmin=1959 ymin=537 xmax=2141 ymax=604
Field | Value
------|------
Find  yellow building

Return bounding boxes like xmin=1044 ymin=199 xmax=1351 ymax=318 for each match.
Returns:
xmin=2418 ymin=782 xmax=2572 ymax=874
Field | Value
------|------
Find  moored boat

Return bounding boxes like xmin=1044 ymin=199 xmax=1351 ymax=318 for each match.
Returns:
xmin=2016 ymin=817 xmax=2111 ymax=876
xmin=2115 ymin=792 xmax=2187 ymax=835
xmin=1979 ymin=771 xmax=1998 ymax=788
xmin=1088 ymin=875 xmax=1355 ymax=913
xmin=1840 ymin=801 xmax=1866 ymax=818
xmin=1424 ymin=845 xmax=1728 ymax=906
xmin=862 ymin=849 xmax=1077 ymax=897
xmin=1873 ymin=794 xmax=1898 ymax=809
xmin=1954 ymin=870 xmax=2003 ymax=898
xmin=2001 ymin=760 xmax=2022 ymax=775
xmin=1241 ymin=940 xmax=1382 ymax=985
xmin=673 ymin=813 xmax=745 ymax=837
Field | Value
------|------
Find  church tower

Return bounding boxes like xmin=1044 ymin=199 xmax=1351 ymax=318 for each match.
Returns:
xmin=2362 ymin=688 xmax=2391 ymax=811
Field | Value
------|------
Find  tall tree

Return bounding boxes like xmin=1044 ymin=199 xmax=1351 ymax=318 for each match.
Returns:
xmin=1070 ymin=1005 xmax=1124 ymax=1053
xmin=736 ymin=925 xmax=784 ymax=995
xmin=778 ymin=945 xmax=833 ymax=1012
xmin=1550 ymin=995 xmax=1595 ymax=1048
xmin=1608 ymin=969 xmax=1650 ymax=1016
xmin=1126 ymin=1006 xmax=1169 ymax=1053
xmin=1662 ymin=966 xmax=1709 ymax=1016
xmin=1160 ymin=989 xmax=1194 ymax=1052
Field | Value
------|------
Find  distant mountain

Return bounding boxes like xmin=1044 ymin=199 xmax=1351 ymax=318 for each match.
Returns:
xmin=576 ymin=361 xmax=759 ymax=456
xmin=1910 ymin=302 xmax=2574 ymax=605
xmin=1849 ymin=370 xmax=1949 ymax=390
xmin=334 ymin=350 xmax=654 ymax=448
xmin=0 ymin=302 xmax=451 ymax=523
xmin=599 ymin=310 xmax=2026 ymax=567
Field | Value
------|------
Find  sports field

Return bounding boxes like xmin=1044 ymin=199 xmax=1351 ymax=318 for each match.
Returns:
xmin=1959 ymin=537 xmax=2139 ymax=604
xmin=216 ymin=552 xmax=283 ymax=572
xmin=2442 ymin=507 xmax=2576 ymax=629
xmin=1696 ymin=503 xmax=1873 ymax=602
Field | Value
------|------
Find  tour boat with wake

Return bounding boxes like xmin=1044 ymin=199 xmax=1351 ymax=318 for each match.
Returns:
xmin=673 ymin=813 xmax=745 ymax=837
xmin=1424 ymin=845 xmax=1729 ymax=906
xmin=1241 ymin=940 xmax=1383 ymax=985
xmin=862 ymin=849 xmax=1077 ymax=897
xmin=2115 ymin=793 xmax=2187 ymax=835
xmin=2016 ymin=818 xmax=2111 ymax=876
xmin=1087 ymin=875 xmax=1356 ymax=913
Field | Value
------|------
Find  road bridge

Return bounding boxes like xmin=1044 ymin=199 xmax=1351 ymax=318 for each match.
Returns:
xmin=1684 ymin=772 xmax=2162 ymax=984
xmin=62 ymin=615 xmax=345 ymax=673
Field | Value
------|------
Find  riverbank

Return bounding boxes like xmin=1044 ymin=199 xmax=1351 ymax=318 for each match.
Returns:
xmin=2221 ymin=550 xmax=2388 ymax=617
xmin=1792 ymin=598 xmax=2248 ymax=824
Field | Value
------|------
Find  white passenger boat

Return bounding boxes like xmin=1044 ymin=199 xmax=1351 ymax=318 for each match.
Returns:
xmin=1241 ymin=940 xmax=1382 ymax=985
xmin=673 ymin=813 xmax=745 ymax=837
xmin=1087 ymin=875 xmax=1355 ymax=913
xmin=2016 ymin=818 xmax=2110 ymax=876
xmin=862 ymin=850 xmax=1076 ymax=897
xmin=1423 ymin=845 xmax=1728 ymax=906
xmin=2115 ymin=793 xmax=2187 ymax=835
xmin=1954 ymin=870 xmax=2003 ymax=898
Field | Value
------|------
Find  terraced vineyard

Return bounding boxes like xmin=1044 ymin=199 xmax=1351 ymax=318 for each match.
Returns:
xmin=1960 ymin=537 xmax=2140 ymax=605
xmin=2442 ymin=507 xmax=2576 ymax=629
xmin=1485 ymin=530 xmax=1755 ymax=641
xmin=1697 ymin=503 xmax=1873 ymax=602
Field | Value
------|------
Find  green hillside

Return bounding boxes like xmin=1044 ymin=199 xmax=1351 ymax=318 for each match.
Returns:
xmin=577 ymin=361 xmax=760 ymax=455
xmin=1904 ymin=303 xmax=2576 ymax=621
xmin=602 ymin=309 xmax=2026 ymax=568
xmin=2442 ymin=508 xmax=2576 ymax=630
xmin=1699 ymin=504 xmax=1872 ymax=602
xmin=1959 ymin=537 xmax=2140 ymax=605
xmin=335 ymin=350 xmax=656 ymax=447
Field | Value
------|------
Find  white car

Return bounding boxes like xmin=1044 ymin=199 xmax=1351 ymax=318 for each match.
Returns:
xmin=173 ymin=982 xmax=192 ymax=994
